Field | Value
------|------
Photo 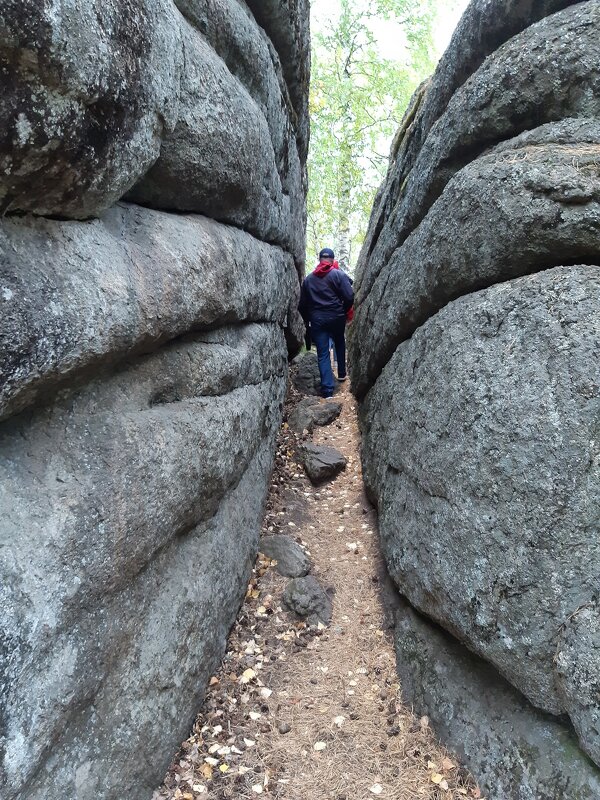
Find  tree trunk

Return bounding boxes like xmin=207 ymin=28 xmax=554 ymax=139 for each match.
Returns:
xmin=337 ymin=139 xmax=353 ymax=272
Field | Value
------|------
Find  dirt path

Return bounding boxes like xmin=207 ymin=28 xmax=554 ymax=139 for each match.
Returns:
xmin=154 ymin=380 xmax=478 ymax=800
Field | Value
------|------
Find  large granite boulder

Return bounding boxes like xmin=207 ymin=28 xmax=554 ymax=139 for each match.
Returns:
xmin=356 ymin=0 xmax=599 ymax=300
xmin=395 ymin=601 xmax=600 ymax=800
xmin=362 ymin=267 xmax=600 ymax=717
xmin=0 ymin=0 xmax=182 ymax=218
xmin=245 ymin=0 xmax=311 ymax=163
xmin=0 ymin=2 xmax=309 ymax=798
xmin=0 ymin=0 xmax=309 ymax=266
xmin=1 ymin=328 xmax=286 ymax=800
xmin=129 ymin=8 xmax=306 ymax=264
xmin=555 ymin=601 xmax=600 ymax=768
xmin=351 ymin=0 xmax=600 ymax=791
xmin=351 ymin=120 xmax=600 ymax=396
xmin=0 ymin=205 xmax=298 ymax=422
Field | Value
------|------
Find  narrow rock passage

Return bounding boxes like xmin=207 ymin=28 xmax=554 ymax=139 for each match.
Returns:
xmin=154 ymin=374 xmax=477 ymax=800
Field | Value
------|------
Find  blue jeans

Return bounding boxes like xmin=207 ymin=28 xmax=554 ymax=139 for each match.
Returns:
xmin=311 ymin=317 xmax=347 ymax=397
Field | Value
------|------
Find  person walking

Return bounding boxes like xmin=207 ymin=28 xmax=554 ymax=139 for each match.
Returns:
xmin=299 ymin=247 xmax=354 ymax=398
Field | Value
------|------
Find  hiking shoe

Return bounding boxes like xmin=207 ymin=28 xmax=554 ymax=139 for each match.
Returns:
xmin=322 ymin=391 xmax=334 ymax=398
xmin=337 ymin=375 xmax=347 ymax=382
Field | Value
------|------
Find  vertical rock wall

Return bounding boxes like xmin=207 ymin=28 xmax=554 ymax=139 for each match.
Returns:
xmin=351 ymin=1 xmax=600 ymax=796
xmin=0 ymin=3 xmax=309 ymax=799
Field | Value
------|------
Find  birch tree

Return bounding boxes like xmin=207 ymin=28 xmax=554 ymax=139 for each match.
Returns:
xmin=307 ymin=0 xmax=438 ymax=273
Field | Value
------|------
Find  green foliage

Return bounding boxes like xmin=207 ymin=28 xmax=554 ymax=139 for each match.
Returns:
xmin=306 ymin=0 xmax=439 ymax=273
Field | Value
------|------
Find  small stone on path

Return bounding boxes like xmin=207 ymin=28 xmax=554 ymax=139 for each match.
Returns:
xmin=288 ymin=397 xmax=343 ymax=434
xmin=291 ymin=351 xmax=322 ymax=396
xmin=283 ymin=575 xmax=333 ymax=625
xmin=302 ymin=443 xmax=347 ymax=485
xmin=260 ymin=535 xmax=311 ymax=578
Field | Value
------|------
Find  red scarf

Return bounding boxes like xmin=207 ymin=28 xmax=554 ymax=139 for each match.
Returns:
xmin=314 ymin=260 xmax=339 ymax=277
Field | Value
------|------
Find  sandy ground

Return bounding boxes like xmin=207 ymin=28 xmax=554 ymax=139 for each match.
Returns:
xmin=154 ymin=377 xmax=480 ymax=800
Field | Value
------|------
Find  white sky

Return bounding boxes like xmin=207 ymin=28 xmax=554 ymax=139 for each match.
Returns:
xmin=433 ymin=1 xmax=470 ymax=55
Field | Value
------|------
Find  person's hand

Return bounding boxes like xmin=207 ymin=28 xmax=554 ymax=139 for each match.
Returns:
xmin=304 ymin=325 xmax=312 ymax=351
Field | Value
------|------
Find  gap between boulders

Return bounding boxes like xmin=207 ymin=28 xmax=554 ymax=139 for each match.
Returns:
xmin=154 ymin=360 xmax=480 ymax=800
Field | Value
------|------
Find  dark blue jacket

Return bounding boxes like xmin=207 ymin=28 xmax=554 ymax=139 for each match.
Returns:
xmin=299 ymin=266 xmax=354 ymax=326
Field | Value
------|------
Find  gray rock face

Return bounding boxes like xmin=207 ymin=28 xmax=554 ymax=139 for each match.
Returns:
xmin=129 ymin=12 xmax=306 ymax=263
xmin=283 ymin=576 xmax=333 ymax=625
xmin=556 ymin=602 xmax=600 ymax=767
xmin=351 ymin=121 xmax=600 ymax=396
xmin=0 ymin=204 xmax=298 ymax=422
xmin=0 ymin=0 xmax=182 ymax=218
xmin=363 ymin=267 xmax=600 ymax=716
xmin=245 ymin=0 xmax=311 ymax=163
xmin=302 ymin=443 xmax=348 ymax=485
xmin=362 ymin=0 xmax=579 ymax=268
xmin=260 ymin=535 xmax=311 ymax=578
xmin=0 ymin=2 xmax=309 ymax=798
xmin=1 ymin=328 xmax=287 ymax=800
xmin=0 ymin=0 xmax=309 ymax=267
xmin=351 ymin=0 xmax=600 ymax=788
xmin=172 ymin=0 xmax=309 ymax=241
xmin=395 ymin=602 xmax=600 ymax=800
xmin=288 ymin=397 xmax=343 ymax=433
xmin=355 ymin=1 xmax=600 ymax=311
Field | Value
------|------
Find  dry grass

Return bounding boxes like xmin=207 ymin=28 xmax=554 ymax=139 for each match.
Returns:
xmin=154 ymin=379 xmax=479 ymax=800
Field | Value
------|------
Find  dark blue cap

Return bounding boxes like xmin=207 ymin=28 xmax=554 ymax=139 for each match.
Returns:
xmin=319 ymin=247 xmax=335 ymax=259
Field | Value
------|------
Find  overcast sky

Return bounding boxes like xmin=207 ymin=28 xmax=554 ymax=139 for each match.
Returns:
xmin=433 ymin=1 xmax=470 ymax=54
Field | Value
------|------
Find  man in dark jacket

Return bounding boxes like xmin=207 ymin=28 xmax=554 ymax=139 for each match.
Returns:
xmin=299 ymin=247 xmax=354 ymax=398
